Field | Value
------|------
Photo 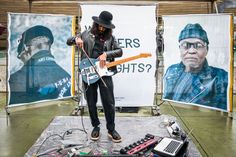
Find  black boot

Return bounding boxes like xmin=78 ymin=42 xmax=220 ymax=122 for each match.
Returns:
xmin=91 ymin=126 xmax=100 ymax=141
xmin=108 ymin=130 xmax=122 ymax=143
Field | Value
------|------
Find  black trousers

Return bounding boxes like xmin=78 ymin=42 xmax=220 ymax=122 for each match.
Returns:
xmin=84 ymin=76 xmax=115 ymax=132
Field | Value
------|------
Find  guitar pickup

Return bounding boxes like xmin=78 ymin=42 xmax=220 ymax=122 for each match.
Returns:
xmin=89 ymin=75 xmax=99 ymax=79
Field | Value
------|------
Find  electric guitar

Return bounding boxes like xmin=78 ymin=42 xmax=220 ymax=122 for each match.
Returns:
xmin=79 ymin=53 xmax=152 ymax=84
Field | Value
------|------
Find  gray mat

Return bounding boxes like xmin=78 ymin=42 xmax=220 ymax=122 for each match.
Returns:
xmin=25 ymin=115 xmax=201 ymax=157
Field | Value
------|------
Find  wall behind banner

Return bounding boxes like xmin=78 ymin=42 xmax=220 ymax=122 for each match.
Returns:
xmin=80 ymin=4 xmax=156 ymax=107
xmin=162 ymin=14 xmax=233 ymax=112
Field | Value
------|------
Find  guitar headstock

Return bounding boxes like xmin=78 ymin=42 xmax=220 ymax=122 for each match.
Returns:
xmin=139 ymin=53 xmax=152 ymax=58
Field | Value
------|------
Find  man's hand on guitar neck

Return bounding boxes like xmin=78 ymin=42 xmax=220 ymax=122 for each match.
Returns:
xmin=98 ymin=53 xmax=107 ymax=68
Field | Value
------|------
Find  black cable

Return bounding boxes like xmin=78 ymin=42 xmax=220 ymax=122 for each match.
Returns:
xmin=81 ymin=111 xmax=88 ymax=134
xmin=77 ymin=88 xmax=88 ymax=135
xmin=62 ymin=127 xmax=87 ymax=140
xmin=157 ymin=100 xmax=165 ymax=107
xmin=167 ymin=101 xmax=209 ymax=157
xmin=35 ymin=147 xmax=60 ymax=157
xmin=73 ymin=66 xmax=88 ymax=135
xmin=78 ymin=71 xmax=89 ymax=94
xmin=35 ymin=127 xmax=88 ymax=156
xmin=72 ymin=70 xmax=88 ymax=103
xmin=35 ymin=133 xmax=63 ymax=155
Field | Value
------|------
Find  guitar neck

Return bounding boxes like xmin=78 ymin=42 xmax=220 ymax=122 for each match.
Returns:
xmin=106 ymin=55 xmax=143 ymax=68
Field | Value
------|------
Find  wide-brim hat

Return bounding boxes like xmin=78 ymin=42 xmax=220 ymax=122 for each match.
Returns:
xmin=92 ymin=11 xmax=115 ymax=29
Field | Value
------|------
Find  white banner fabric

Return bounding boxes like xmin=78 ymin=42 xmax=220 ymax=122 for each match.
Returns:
xmin=80 ymin=5 xmax=157 ymax=106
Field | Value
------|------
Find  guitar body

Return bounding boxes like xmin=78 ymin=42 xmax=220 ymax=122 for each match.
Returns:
xmin=79 ymin=58 xmax=114 ymax=84
xmin=79 ymin=53 xmax=152 ymax=84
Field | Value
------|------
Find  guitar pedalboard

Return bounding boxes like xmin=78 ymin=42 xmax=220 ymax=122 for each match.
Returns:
xmin=120 ymin=134 xmax=161 ymax=156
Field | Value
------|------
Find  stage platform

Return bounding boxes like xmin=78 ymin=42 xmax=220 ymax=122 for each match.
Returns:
xmin=25 ymin=115 xmax=201 ymax=157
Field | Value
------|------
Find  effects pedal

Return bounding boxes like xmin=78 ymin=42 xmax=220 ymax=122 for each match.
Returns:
xmin=120 ymin=134 xmax=161 ymax=155
xmin=67 ymin=147 xmax=92 ymax=157
xmin=167 ymin=121 xmax=181 ymax=136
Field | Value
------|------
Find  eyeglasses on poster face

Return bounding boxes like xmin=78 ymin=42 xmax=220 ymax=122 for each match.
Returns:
xmin=179 ymin=42 xmax=207 ymax=51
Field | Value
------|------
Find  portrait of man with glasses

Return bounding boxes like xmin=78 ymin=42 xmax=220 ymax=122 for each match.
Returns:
xmin=163 ymin=23 xmax=228 ymax=110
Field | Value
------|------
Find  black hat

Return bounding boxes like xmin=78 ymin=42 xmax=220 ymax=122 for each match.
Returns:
xmin=92 ymin=11 xmax=115 ymax=29
xmin=17 ymin=25 xmax=54 ymax=56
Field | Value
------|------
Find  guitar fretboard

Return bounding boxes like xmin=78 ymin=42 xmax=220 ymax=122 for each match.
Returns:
xmin=106 ymin=54 xmax=150 ymax=68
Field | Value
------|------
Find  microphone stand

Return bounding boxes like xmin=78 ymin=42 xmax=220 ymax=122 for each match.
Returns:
xmin=79 ymin=47 xmax=108 ymax=88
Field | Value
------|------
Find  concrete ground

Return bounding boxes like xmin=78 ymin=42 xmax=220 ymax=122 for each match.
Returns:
xmin=0 ymin=93 xmax=235 ymax=157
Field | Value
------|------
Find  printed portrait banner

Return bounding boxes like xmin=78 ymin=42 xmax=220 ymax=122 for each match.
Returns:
xmin=162 ymin=14 xmax=233 ymax=112
xmin=80 ymin=5 xmax=157 ymax=106
xmin=7 ymin=13 xmax=75 ymax=107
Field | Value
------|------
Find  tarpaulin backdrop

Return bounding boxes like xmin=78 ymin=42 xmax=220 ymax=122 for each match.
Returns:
xmin=80 ymin=4 xmax=157 ymax=106
xmin=7 ymin=13 xmax=75 ymax=107
xmin=162 ymin=14 xmax=233 ymax=112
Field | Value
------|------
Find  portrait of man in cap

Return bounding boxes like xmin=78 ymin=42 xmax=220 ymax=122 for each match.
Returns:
xmin=9 ymin=25 xmax=71 ymax=104
xmin=67 ymin=10 xmax=123 ymax=143
xmin=163 ymin=23 xmax=228 ymax=110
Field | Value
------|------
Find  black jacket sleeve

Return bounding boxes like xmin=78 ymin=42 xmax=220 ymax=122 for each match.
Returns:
xmin=66 ymin=36 xmax=76 ymax=46
xmin=66 ymin=32 xmax=82 ymax=46
xmin=105 ymin=36 xmax=123 ymax=59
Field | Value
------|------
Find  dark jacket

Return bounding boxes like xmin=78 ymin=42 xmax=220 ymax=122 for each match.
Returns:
xmin=67 ymin=29 xmax=123 ymax=73
xmin=9 ymin=50 xmax=71 ymax=105
xmin=163 ymin=60 xmax=228 ymax=110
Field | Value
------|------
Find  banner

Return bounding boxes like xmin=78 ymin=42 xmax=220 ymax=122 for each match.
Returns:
xmin=80 ymin=5 xmax=157 ymax=106
xmin=7 ymin=13 xmax=74 ymax=107
xmin=162 ymin=14 xmax=233 ymax=112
